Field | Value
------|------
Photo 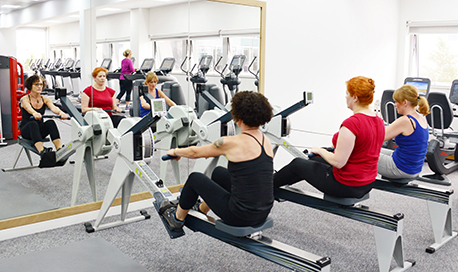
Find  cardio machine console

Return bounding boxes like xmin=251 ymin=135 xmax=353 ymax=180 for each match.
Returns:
xmin=404 ymin=77 xmax=431 ymax=97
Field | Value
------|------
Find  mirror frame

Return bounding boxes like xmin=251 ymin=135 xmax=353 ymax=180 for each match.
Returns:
xmin=0 ymin=0 xmax=266 ymax=231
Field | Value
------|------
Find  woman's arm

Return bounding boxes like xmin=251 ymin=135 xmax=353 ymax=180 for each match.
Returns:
xmin=44 ymin=97 xmax=68 ymax=119
xmin=167 ymin=137 xmax=230 ymax=159
xmin=311 ymin=126 xmax=355 ymax=169
xmin=112 ymin=95 xmax=123 ymax=112
xmin=128 ymin=59 xmax=135 ymax=74
xmin=140 ymin=95 xmax=150 ymax=110
xmin=384 ymin=116 xmax=410 ymax=141
xmin=157 ymin=89 xmax=176 ymax=107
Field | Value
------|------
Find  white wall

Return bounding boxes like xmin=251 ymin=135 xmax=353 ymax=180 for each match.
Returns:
xmin=0 ymin=28 xmax=16 ymax=57
xmin=264 ymin=0 xmax=400 ymax=168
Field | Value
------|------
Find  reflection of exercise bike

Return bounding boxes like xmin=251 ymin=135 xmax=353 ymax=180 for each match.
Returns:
xmin=248 ymin=56 xmax=259 ymax=91
xmin=181 ymin=55 xmax=225 ymax=117
xmin=215 ymin=54 xmax=246 ymax=103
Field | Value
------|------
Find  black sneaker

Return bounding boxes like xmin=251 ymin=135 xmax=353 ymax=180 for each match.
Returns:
xmin=39 ymin=147 xmax=53 ymax=156
xmin=159 ymin=200 xmax=184 ymax=231
xmin=191 ymin=199 xmax=204 ymax=214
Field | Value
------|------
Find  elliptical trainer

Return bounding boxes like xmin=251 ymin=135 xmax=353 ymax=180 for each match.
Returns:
xmin=181 ymin=55 xmax=225 ymax=117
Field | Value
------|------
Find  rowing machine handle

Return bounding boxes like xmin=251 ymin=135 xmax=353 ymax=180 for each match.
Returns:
xmin=308 ymin=147 xmax=335 ymax=159
xmin=162 ymin=154 xmax=178 ymax=161
xmin=30 ymin=115 xmax=69 ymax=120
xmin=104 ymin=109 xmax=126 ymax=113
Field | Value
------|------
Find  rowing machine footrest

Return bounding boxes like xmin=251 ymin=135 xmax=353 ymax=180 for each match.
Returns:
xmin=323 ymin=193 xmax=369 ymax=206
xmin=215 ymin=217 xmax=273 ymax=237
xmin=382 ymin=176 xmax=416 ymax=185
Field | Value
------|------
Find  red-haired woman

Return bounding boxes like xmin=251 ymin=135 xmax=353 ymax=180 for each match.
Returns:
xmin=81 ymin=67 xmax=124 ymax=128
xmin=274 ymin=76 xmax=385 ymax=198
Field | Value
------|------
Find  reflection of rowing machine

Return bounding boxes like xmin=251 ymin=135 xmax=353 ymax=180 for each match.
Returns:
xmin=154 ymin=105 xmax=198 ymax=185
xmin=84 ymin=92 xmax=169 ymax=232
xmin=3 ymin=88 xmax=113 ymax=206
xmin=191 ymin=108 xmax=235 ymax=177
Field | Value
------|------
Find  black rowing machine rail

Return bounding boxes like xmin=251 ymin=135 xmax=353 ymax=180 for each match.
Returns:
xmin=157 ymin=153 xmax=332 ymax=271
xmin=274 ymin=186 xmax=415 ymax=272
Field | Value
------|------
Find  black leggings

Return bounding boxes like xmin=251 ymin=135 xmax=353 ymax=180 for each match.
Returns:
xmin=20 ymin=120 xmax=60 ymax=144
xmin=273 ymin=157 xmax=373 ymax=198
xmin=117 ymin=80 xmax=132 ymax=102
xmin=179 ymin=167 xmax=266 ymax=226
xmin=110 ymin=115 xmax=125 ymax=128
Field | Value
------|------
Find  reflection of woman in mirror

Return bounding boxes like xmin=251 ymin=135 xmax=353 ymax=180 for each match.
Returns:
xmin=116 ymin=49 xmax=135 ymax=110
xmin=81 ymin=67 xmax=124 ymax=128
xmin=139 ymin=72 xmax=176 ymax=117
xmin=20 ymin=75 xmax=68 ymax=155
xmin=158 ymin=91 xmax=274 ymax=231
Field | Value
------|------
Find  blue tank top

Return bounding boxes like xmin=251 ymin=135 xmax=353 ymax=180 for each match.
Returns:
xmin=227 ymin=133 xmax=274 ymax=223
xmin=140 ymin=88 xmax=159 ymax=117
xmin=392 ymin=115 xmax=429 ymax=174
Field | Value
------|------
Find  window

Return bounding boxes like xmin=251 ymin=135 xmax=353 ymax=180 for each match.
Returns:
xmin=228 ymin=36 xmax=260 ymax=74
xmin=154 ymin=39 xmax=188 ymax=72
xmin=408 ymin=21 xmax=458 ymax=87
xmin=16 ymin=28 xmax=46 ymax=72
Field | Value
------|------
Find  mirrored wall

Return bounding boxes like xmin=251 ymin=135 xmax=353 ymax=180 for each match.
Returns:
xmin=0 ymin=0 xmax=265 ymax=232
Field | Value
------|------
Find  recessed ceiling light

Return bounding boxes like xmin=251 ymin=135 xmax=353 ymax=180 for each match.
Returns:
xmin=2 ymin=5 xmax=21 ymax=8
xmin=100 ymin=8 xmax=121 ymax=11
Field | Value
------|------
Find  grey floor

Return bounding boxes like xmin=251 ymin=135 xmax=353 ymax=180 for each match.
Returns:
xmin=1 ymin=116 xmax=458 ymax=271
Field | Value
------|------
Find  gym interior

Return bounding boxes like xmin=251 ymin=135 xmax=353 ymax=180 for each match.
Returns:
xmin=1 ymin=0 xmax=458 ymax=271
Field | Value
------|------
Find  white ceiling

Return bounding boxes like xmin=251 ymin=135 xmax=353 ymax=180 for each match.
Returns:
xmin=0 ymin=0 xmax=192 ymax=28
xmin=0 ymin=0 xmax=50 ymax=14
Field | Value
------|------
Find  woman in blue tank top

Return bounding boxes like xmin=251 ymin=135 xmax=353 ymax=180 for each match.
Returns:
xmin=158 ymin=91 xmax=274 ymax=230
xmin=139 ymin=72 xmax=176 ymax=117
xmin=378 ymin=84 xmax=430 ymax=179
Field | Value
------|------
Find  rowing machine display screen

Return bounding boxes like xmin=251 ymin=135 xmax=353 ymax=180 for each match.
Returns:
xmin=151 ymin=98 xmax=167 ymax=117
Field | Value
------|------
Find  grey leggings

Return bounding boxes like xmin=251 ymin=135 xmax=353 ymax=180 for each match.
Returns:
xmin=378 ymin=148 xmax=419 ymax=179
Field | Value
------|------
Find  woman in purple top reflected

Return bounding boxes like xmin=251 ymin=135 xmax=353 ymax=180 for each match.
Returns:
xmin=116 ymin=49 xmax=135 ymax=110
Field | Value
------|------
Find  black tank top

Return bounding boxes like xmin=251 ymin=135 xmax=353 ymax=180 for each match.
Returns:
xmin=227 ymin=132 xmax=274 ymax=222
xmin=20 ymin=95 xmax=46 ymax=129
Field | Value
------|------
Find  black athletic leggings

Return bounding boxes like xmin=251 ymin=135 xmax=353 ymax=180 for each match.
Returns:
xmin=179 ymin=167 xmax=266 ymax=226
xmin=117 ymin=80 xmax=132 ymax=102
xmin=110 ymin=115 xmax=125 ymax=128
xmin=273 ymin=157 xmax=373 ymax=198
xmin=20 ymin=120 xmax=60 ymax=144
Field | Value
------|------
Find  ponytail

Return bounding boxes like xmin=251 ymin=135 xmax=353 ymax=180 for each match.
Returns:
xmin=418 ymin=96 xmax=430 ymax=116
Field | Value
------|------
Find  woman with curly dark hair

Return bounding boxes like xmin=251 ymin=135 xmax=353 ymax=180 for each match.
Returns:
xmin=158 ymin=90 xmax=274 ymax=230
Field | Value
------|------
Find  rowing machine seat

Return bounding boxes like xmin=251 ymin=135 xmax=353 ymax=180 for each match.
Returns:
xmin=381 ymin=176 xmax=416 ymax=185
xmin=323 ymin=192 xmax=369 ymax=206
xmin=215 ymin=217 xmax=273 ymax=237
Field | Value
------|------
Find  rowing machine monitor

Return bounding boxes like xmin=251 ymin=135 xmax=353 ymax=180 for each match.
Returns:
xmin=151 ymin=98 xmax=167 ymax=117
